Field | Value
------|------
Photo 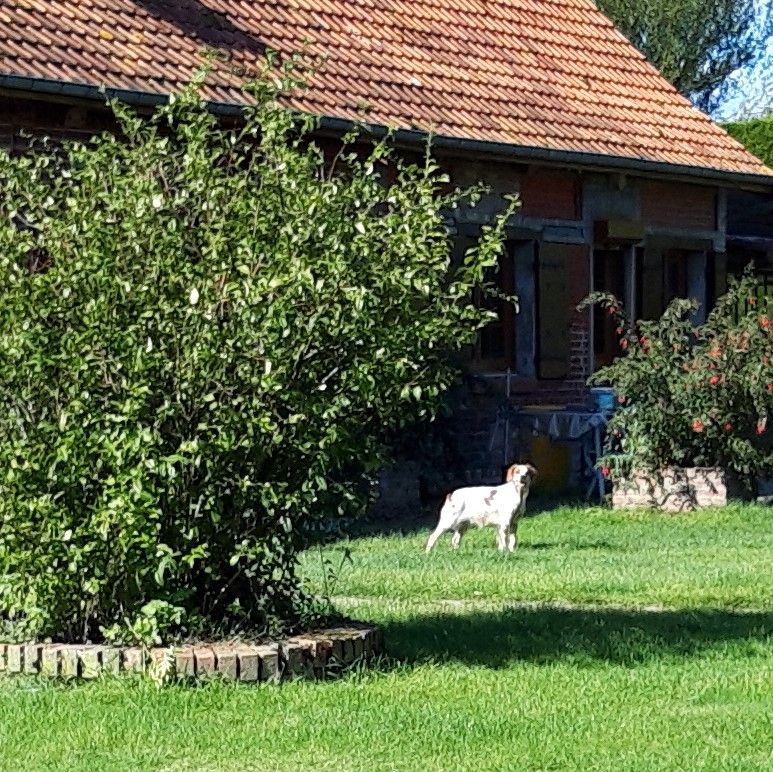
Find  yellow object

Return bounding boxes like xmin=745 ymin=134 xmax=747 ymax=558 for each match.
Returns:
xmin=529 ymin=435 xmax=570 ymax=493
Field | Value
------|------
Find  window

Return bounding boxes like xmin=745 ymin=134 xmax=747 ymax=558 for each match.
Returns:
xmin=464 ymin=236 xmax=589 ymax=379
xmin=638 ymin=246 xmax=710 ymax=322
xmin=593 ymin=249 xmax=626 ymax=367
xmin=593 ymin=247 xmax=641 ymax=370
xmin=663 ymin=249 xmax=689 ymax=305
xmin=473 ymin=247 xmax=515 ymax=370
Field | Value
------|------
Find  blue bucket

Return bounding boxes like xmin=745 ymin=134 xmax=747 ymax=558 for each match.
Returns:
xmin=591 ymin=387 xmax=616 ymax=412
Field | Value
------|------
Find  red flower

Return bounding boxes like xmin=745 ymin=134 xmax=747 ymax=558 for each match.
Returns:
xmin=709 ymin=375 xmax=720 ymax=386
xmin=607 ymin=306 xmax=616 ymax=316
xmin=724 ymin=422 xmax=733 ymax=432
xmin=617 ymin=395 xmax=626 ymax=405
xmin=767 ymin=384 xmax=773 ymax=394
xmin=692 ymin=419 xmax=704 ymax=433
xmin=760 ymin=317 xmax=770 ymax=330
xmin=620 ymin=339 xmax=628 ymax=350
xmin=616 ymin=326 xmax=624 ymax=335
xmin=709 ymin=348 xmax=722 ymax=358
xmin=757 ymin=423 xmax=767 ymax=436
xmin=601 ymin=466 xmax=610 ymax=478
xmin=639 ymin=336 xmax=649 ymax=348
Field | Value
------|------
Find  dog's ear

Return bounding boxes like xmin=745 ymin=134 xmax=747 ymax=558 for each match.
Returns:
xmin=505 ymin=464 xmax=518 ymax=482
xmin=525 ymin=464 xmax=538 ymax=480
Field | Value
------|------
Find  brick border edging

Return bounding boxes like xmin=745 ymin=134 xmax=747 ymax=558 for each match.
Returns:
xmin=0 ymin=624 xmax=383 ymax=682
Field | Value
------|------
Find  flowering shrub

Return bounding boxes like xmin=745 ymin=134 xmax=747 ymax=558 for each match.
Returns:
xmin=582 ymin=272 xmax=773 ymax=482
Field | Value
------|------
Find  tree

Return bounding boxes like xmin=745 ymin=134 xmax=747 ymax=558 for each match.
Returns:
xmin=597 ymin=0 xmax=770 ymax=113
xmin=724 ymin=114 xmax=773 ymax=165
xmin=0 ymin=61 xmax=515 ymax=644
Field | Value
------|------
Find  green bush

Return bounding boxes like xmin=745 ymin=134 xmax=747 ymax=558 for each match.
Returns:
xmin=724 ymin=115 xmax=773 ymax=166
xmin=583 ymin=273 xmax=773 ymax=482
xmin=0 ymin=63 xmax=514 ymax=643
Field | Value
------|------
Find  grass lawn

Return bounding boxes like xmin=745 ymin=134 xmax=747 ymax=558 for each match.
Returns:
xmin=1 ymin=505 xmax=771 ymax=771
xmin=300 ymin=503 xmax=773 ymax=609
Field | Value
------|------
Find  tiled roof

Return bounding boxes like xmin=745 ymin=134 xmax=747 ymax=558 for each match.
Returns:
xmin=0 ymin=0 xmax=769 ymax=178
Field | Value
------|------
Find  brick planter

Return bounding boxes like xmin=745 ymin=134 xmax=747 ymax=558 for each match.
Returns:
xmin=0 ymin=624 xmax=382 ymax=683
xmin=612 ymin=466 xmax=745 ymax=511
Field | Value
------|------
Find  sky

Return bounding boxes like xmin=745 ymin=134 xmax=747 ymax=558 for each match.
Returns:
xmin=713 ymin=0 xmax=773 ymax=121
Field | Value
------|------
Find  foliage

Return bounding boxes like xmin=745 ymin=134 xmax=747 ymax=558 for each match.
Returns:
xmin=0 ymin=61 xmax=515 ymax=644
xmin=724 ymin=114 xmax=773 ymax=166
xmin=582 ymin=273 xmax=773 ymax=480
xmin=597 ymin=0 xmax=770 ymax=112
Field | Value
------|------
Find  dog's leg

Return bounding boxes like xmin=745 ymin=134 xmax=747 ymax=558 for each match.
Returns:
xmin=508 ymin=515 xmax=523 ymax=552
xmin=507 ymin=528 xmax=518 ymax=553
xmin=496 ymin=526 xmax=508 ymax=552
xmin=428 ymin=497 xmax=459 ymax=553
xmin=451 ymin=523 xmax=468 ymax=550
xmin=425 ymin=525 xmax=447 ymax=553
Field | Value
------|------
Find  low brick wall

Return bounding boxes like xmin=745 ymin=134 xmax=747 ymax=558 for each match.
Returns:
xmin=0 ymin=624 xmax=382 ymax=682
xmin=612 ymin=467 xmax=742 ymax=512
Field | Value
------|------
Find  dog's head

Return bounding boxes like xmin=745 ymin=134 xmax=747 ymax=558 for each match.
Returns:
xmin=505 ymin=463 xmax=538 ymax=486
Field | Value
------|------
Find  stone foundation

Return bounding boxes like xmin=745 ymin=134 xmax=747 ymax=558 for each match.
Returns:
xmin=612 ymin=467 xmax=744 ymax=511
xmin=0 ymin=624 xmax=382 ymax=683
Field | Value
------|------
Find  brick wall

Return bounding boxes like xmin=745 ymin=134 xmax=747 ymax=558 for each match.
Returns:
xmin=640 ymin=181 xmax=717 ymax=231
xmin=510 ymin=319 xmax=590 ymax=406
xmin=520 ymin=170 xmax=580 ymax=220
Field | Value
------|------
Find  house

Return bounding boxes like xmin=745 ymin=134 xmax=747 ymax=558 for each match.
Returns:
xmin=1 ymin=0 xmax=772 ymax=496
xmin=727 ymin=190 xmax=773 ymax=282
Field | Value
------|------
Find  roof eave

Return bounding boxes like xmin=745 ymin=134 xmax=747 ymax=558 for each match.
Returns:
xmin=1 ymin=74 xmax=771 ymax=191
xmin=319 ymin=118 xmax=773 ymax=191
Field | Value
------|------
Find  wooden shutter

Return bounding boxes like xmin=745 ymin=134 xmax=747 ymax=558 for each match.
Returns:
xmin=537 ymin=243 xmax=569 ymax=379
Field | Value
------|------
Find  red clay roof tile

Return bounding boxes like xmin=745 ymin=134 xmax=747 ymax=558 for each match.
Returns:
xmin=0 ymin=0 xmax=768 ymax=177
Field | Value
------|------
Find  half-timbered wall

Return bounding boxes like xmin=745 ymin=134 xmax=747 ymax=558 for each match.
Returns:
xmin=0 ymin=91 xmax=731 ymax=493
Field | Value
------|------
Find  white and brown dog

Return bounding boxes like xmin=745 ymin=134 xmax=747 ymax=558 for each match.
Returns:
xmin=426 ymin=464 xmax=537 ymax=553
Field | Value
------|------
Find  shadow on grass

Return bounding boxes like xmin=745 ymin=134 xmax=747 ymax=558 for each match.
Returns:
xmin=380 ymin=606 xmax=773 ymax=668
xmin=329 ymin=495 xmax=582 ymax=543
xmin=525 ymin=540 xmax=618 ymax=551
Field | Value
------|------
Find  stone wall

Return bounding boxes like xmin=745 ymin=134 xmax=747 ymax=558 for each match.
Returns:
xmin=612 ymin=466 xmax=744 ymax=511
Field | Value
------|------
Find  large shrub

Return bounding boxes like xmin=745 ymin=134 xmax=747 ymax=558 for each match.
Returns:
xmin=0 ymin=64 xmax=514 ymax=643
xmin=584 ymin=273 xmax=773 ymax=482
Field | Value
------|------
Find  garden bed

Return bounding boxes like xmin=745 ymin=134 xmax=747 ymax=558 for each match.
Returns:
xmin=0 ymin=623 xmax=382 ymax=683
xmin=612 ymin=466 xmax=747 ymax=511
